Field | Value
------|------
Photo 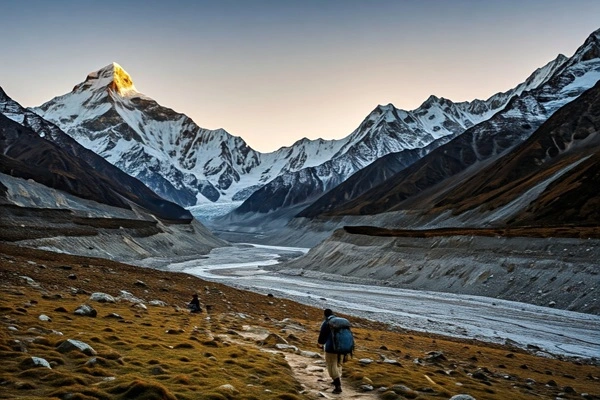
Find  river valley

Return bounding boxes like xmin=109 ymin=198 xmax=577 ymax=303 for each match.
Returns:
xmin=137 ymin=243 xmax=600 ymax=361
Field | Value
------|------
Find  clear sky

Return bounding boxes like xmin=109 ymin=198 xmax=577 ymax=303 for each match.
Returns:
xmin=1 ymin=1 xmax=599 ymax=152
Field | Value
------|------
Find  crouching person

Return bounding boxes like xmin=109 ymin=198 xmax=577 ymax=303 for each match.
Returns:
xmin=187 ymin=294 xmax=202 ymax=313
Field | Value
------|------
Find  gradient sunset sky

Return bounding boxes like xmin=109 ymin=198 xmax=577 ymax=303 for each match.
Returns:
xmin=2 ymin=0 xmax=599 ymax=152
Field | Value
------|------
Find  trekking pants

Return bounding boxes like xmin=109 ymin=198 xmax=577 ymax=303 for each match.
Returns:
xmin=325 ymin=352 xmax=342 ymax=379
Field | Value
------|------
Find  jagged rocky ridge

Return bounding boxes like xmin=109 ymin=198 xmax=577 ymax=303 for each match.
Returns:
xmin=431 ymin=79 xmax=600 ymax=228
xmin=237 ymin=54 xmax=571 ymax=216
xmin=304 ymin=28 xmax=600 ymax=221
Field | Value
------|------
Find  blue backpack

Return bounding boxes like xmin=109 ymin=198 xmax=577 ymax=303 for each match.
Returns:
xmin=328 ymin=316 xmax=355 ymax=358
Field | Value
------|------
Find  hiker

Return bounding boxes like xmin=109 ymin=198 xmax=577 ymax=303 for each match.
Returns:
xmin=317 ymin=308 xmax=344 ymax=394
xmin=187 ymin=294 xmax=202 ymax=313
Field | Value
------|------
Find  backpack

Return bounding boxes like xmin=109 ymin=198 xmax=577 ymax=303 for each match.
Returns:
xmin=328 ymin=316 xmax=355 ymax=358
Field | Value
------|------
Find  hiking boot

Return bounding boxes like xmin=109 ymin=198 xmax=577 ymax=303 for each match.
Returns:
xmin=332 ymin=377 xmax=342 ymax=394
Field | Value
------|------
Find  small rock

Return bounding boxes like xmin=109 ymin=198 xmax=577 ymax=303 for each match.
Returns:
xmin=68 ymin=274 xmax=77 ymax=280
xmin=449 ymin=395 xmax=477 ymax=400
xmin=391 ymin=384 xmax=418 ymax=397
xmin=425 ymin=351 xmax=447 ymax=362
xmin=360 ymin=384 xmax=374 ymax=391
xmin=74 ymin=304 xmax=97 ymax=317
xmin=89 ymin=293 xmax=116 ymax=303
xmin=118 ymin=290 xmax=143 ymax=303
xmin=259 ymin=333 xmax=288 ymax=347
xmin=85 ymin=357 xmax=99 ymax=367
xmin=359 ymin=358 xmax=374 ymax=365
xmin=562 ymin=386 xmax=576 ymax=394
xmin=20 ymin=356 xmax=52 ymax=369
xmin=43 ymin=294 xmax=63 ymax=300
xmin=149 ymin=300 xmax=167 ymax=307
xmin=20 ymin=276 xmax=40 ymax=288
xmin=38 ymin=314 xmax=51 ymax=322
xmin=275 ymin=344 xmax=298 ymax=352
xmin=56 ymin=339 xmax=96 ymax=356
xmin=287 ymin=333 xmax=300 ymax=342
xmin=150 ymin=366 xmax=166 ymax=375
xmin=10 ymin=340 xmax=27 ymax=352
xmin=70 ymin=287 xmax=89 ymax=295
xmin=300 ymin=350 xmax=321 ymax=358
xmin=472 ymin=371 xmax=488 ymax=381
xmin=218 ymin=384 xmax=238 ymax=393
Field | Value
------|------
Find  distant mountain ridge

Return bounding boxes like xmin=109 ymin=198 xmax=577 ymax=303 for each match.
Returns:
xmin=434 ymin=79 xmax=600 ymax=228
xmin=17 ymin=28 xmax=600 ymax=227
xmin=0 ymin=87 xmax=193 ymax=222
xmin=299 ymin=28 xmax=600 ymax=220
xmin=30 ymin=55 xmax=557 ymax=217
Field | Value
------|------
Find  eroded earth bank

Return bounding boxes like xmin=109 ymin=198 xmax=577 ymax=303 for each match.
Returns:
xmin=270 ymin=227 xmax=600 ymax=315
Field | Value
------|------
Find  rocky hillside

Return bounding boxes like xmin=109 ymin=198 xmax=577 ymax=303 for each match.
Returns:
xmin=1 ymin=242 xmax=598 ymax=400
xmin=0 ymin=172 xmax=226 ymax=261
xmin=429 ymin=80 xmax=600 ymax=228
xmin=274 ymin=226 xmax=600 ymax=316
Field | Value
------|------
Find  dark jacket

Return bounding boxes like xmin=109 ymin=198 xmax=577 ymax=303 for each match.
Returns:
xmin=318 ymin=315 xmax=335 ymax=353
xmin=188 ymin=297 xmax=201 ymax=312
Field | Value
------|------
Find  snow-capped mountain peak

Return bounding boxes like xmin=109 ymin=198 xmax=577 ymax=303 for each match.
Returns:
xmin=27 ymin=27 xmax=600 ymax=222
xmin=76 ymin=62 xmax=139 ymax=97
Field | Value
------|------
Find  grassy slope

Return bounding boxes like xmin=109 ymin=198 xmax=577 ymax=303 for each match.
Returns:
xmin=0 ymin=243 xmax=598 ymax=400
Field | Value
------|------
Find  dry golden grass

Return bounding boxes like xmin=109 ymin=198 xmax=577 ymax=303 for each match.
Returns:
xmin=0 ymin=242 xmax=599 ymax=400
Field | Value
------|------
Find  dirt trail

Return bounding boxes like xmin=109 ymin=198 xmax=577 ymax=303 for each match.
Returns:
xmin=225 ymin=324 xmax=379 ymax=399
xmin=284 ymin=352 xmax=378 ymax=399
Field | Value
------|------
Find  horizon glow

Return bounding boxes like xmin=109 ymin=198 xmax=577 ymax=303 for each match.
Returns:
xmin=1 ymin=0 xmax=599 ymax=152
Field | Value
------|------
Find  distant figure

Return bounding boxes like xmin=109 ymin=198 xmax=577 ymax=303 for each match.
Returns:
xmin=187 ymin=294 xmax=202 ymax=313
xmin=318 ymin=308 xmax=354 ymax=394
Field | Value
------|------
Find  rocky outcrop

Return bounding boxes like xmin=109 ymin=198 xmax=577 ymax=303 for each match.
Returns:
xmin=0 ymin=172 xmax=227 ymax=261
